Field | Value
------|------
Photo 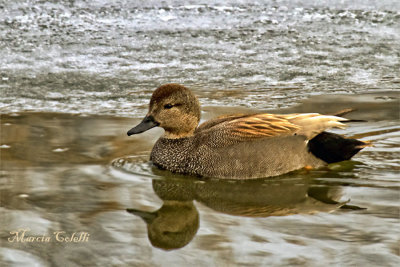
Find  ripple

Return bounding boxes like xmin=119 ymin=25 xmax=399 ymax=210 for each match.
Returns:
xmin=110 ymin=155 xmax=158 ymax=181
xmin=1 ymin=1 xmax=399 ymax=115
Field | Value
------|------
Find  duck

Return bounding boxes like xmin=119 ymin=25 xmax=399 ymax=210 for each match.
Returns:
xmin=127 ymin=83 xmax=370 ymax=179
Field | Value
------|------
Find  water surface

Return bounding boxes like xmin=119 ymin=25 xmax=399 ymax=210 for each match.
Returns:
xmin=1 ymin=0 xmax=399 ymax=266
xmin=1 ymin=92 xmax=399 ymax=266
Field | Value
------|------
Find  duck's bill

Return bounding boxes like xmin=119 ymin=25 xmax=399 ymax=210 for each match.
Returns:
xmin=127 ymin=115 xmax=159 ymax=136
xmin=126 ymin=208 xmax=156 ymax=223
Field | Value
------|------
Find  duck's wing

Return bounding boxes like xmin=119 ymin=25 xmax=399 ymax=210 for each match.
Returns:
xmin=198 ymin=113 xmax=348 ymax=141
xmin=196 ymin=114 xmax=251 ymax=133
xmin=279 ymin=113 xmax=348 ymax=139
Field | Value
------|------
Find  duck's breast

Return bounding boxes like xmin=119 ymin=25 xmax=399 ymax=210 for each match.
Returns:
xmin=150 ymin=137 xmax=195 ymax=174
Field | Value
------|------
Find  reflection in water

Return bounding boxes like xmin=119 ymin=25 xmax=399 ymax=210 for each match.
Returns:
xmin=127 ymin=175 xmax=355 ymax=250
xmin=1 ymin=0 xmax=399 ymax=262
xmin=1 ymin=91 xmax=399 ymax=265
xmin=128 ymin=201 xmax=199 ymax=250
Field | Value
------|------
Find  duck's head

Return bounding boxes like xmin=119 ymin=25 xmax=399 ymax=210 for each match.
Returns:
xmin=127 ymin=84 xmax=201 ymax=138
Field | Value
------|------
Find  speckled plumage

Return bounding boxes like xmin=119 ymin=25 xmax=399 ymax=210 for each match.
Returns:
xmin=150 ymin=135 xmax=325 ymax=179
xmin=127 ymin=84 xmax=369 ymax=179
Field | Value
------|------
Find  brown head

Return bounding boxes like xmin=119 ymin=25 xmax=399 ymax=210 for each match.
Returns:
xmin=127 ymin=84 xmax=201 ymax=138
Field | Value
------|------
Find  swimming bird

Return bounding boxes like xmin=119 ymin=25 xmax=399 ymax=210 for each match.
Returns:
xmin=127 ymin=84 xmax=369 ymax=179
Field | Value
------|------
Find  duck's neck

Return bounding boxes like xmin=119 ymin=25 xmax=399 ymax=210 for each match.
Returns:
xmin=163 ymin=129 xmax=195 ymax=139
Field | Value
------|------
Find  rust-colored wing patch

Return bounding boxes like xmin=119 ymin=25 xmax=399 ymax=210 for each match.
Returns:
xmin=227 ymin=114 xmax=300 ymax=138
xmin=197 ymin=112 xmax=348 ymax=141
xmin=196 ymin=114 xmax=250 ymax=133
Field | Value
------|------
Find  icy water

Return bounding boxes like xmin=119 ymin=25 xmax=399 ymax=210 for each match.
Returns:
xmin=1 ymin=0 xmax=400 ymax=266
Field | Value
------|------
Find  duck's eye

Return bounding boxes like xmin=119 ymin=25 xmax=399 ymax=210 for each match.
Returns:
xmin=164 ymin=104 xmax=174 ymax=109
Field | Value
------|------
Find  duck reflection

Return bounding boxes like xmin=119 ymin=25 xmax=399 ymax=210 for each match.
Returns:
xmin=127 ymin=173 xmax=355 ymax=250
xmin=128 ymin=200 xmax=199 ymax=250
xmin=127 ymin=175 xmax=200 ymax=250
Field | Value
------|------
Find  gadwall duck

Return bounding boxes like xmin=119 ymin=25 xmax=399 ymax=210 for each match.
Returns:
xmin=127 ymin=84 xmax=369 ymax=179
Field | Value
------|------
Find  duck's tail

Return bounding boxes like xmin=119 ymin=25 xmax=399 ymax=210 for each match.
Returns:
xmin=308 ymin=132 xmax=372 ymax=164
xmin=331 ymin=108 xmax=366 ymax=123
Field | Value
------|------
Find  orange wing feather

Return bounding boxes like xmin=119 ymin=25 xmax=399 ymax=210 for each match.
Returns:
xmin=197 ymin=113 xmax=347 ymax=141
xmin=228 ymin=114 xmax=299 ymax=138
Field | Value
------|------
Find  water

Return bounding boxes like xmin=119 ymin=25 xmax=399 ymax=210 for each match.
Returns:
xmin=1 ymin=0 xmax=399 ymax=266
xmin=1 ymin=0 xmax=399 ymax=115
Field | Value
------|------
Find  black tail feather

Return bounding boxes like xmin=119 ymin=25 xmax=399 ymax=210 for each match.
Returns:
xmin=308 ymin=132 xmax=369 ymax=164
